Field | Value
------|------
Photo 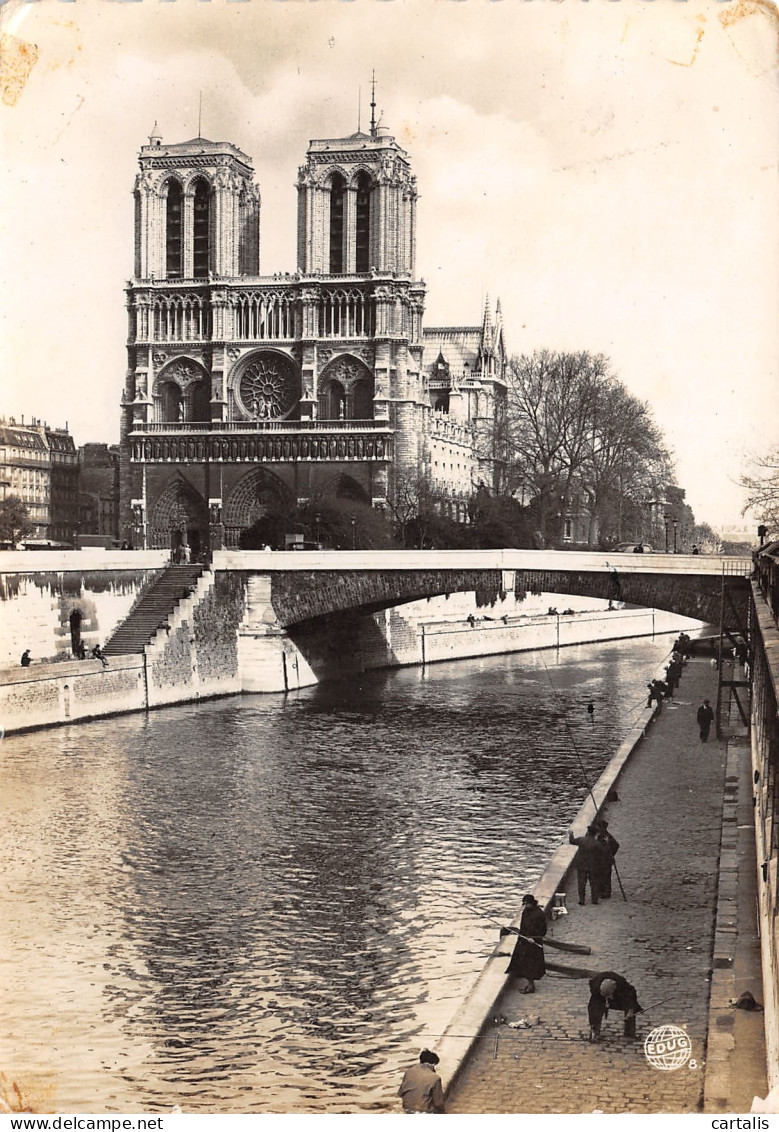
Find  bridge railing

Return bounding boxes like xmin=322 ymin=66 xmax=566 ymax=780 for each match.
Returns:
xmin=211 ymin=548 xmax=754 ymax=577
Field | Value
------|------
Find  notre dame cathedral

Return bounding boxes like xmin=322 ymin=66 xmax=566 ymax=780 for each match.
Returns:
xmin=120 ymin=108 xmax=507 ymax=552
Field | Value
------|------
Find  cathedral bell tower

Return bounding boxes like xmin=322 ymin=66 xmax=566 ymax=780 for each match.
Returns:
xmin=295 ymin=123 xmax=418 ymax=277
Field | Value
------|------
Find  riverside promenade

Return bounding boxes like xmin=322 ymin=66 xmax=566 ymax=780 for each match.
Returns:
xmin=445 ymin=657 xmax=768 ymax=1114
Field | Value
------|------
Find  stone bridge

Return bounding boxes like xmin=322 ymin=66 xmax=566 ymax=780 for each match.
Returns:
xmin=212 ymin=548 xmax=753 ymax=628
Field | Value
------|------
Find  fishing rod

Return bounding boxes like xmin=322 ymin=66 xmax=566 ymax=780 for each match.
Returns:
xmin=458 ymin=898 xmax=591 ymax=954
xmin=539 ymin=653 xmax=628 ymax=903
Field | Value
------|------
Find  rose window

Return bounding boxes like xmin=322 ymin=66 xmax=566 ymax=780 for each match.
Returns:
xmin=238 ymin=355 xmax=298 ymax=420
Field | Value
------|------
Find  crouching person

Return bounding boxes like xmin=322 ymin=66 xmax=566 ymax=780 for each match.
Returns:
xmin=398 ymin=1049 xmax=445 ymax=1114
xmin=587 ymin=971 xmax=642 ymax=1041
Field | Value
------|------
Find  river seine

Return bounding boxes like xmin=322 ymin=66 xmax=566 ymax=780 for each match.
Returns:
xmin=1 ymin=635 xmax=683 ymax=1114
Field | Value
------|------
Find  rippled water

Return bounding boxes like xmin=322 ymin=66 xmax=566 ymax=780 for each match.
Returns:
xmin=1 ymin=635 xmax=681 ymax=1113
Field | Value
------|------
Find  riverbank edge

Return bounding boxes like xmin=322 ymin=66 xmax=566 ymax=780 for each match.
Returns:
xmin=435 ymin=671 xmax=666 ymax=1099
xmin=0 ymin=606 xmax=693 ymax=736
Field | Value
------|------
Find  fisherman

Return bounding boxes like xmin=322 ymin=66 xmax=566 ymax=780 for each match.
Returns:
xmin=398 ymin=1049 xmax=445 ymax=1114
xmin=587 ymin=971 xmax=642 ymax=1041
xmin=593 ymin=819 xmax=619 ymax=899
xmin=569 ymin=825 xmax=610 ymax=905
xmin=506 ymin=895 xmax=547 ymax=993
xmin=646 ymin=679 xmax=667 ymax=708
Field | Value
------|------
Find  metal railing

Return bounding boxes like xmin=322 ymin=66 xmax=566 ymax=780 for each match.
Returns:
xmin=756 ymin=546 xmax=779 ymax=622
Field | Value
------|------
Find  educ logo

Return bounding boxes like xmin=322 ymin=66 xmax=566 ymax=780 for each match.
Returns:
xmin=643 ymin=1024 xmax=694 ymax=1071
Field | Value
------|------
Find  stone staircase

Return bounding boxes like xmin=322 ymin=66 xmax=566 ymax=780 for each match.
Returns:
xmin=103 ymin=564 xmax=204 ymax=657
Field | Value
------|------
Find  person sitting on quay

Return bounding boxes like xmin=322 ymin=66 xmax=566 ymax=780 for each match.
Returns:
xmin=505 ymin=894 xmax=548 ymax=993
xmin=569 ymin=825 xmax=610 ymax=905
xmin=398 ymin=1049 xmax=445 ymax=1114
xmin=587 ymin=971 xmax=642 ymax=1041
xmin=92 ymin=644 xmax=109 ymax=669
xmin=20 ymin=649 xmax=31 ymax=667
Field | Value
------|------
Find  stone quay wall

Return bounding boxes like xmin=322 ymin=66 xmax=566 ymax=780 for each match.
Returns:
xmin=0 ymin=553 xmax=703 ymax=731
xmin=751 ymin=582 xmax=779 ymax=1091
xmin=0 ymin=550 xmax=168 ymax=668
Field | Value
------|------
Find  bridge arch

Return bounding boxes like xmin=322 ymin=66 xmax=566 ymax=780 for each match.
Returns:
xmin=265 ymin=561 xmax=748 ymax=629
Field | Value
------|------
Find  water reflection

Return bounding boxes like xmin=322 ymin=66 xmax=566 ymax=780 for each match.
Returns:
xmin=1 ymin=637 xmax=678 ymax=1112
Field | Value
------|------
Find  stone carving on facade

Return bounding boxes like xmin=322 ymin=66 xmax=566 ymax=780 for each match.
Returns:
xmin=163 ymin=360 xmax=205 ymax=389
xmin=134 ymin=169 xmax=157 ymax=194
xmin=131 ymin=501 xmax=144 ymax=526
xmin=131 ymin=431 xmax=391 ymax=465
xmin=153 ymin=351 xmax=168 ymax=366
xmin=212 ymin=165 xmax=235 ymax=192
xmin=227 ymin=347 xmax=241 ymax=361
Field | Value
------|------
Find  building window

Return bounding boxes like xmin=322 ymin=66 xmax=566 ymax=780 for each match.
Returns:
xmin=165 ymin=181 xmax=184 ymax=279
xmin=329 ymin=174 xmax=345 ymax=274
xmin=192 ymin=178 xmax=211 ymax=278
xmin=355 ymin=172 xmax=372 ymax=273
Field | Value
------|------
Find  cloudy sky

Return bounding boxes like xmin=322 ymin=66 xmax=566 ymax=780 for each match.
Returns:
xmin=1 ymin=0 xmax=776 ymax=529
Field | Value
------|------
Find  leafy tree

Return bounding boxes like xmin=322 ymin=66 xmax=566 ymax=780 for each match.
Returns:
xmin=0 ymin=496 xmax=34 ymax=548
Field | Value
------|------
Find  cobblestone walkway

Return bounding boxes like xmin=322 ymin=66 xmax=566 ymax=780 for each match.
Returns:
xmin=446 ymin=657 xmax=727 ymax=1114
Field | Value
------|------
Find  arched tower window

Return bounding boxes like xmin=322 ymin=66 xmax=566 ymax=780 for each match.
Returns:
xmin=355 ymin=172 xmax=372 ymax=273
xmin=165 ymin=181 xmax=184 ymax=279
xmin=329 ymin=174 xmax=345 ymax=274
xmin=192 ymin=178 xmax=211 ymax=278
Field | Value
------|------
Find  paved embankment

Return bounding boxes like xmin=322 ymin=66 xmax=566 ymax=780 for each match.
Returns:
xmin=444 ymin=658 xmax=767 ymax=1114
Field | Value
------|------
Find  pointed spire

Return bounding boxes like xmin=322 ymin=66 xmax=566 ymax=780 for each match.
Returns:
xmin=370 ymin=71 xmax=377 ymax=137
xmin=482 ymin=293 xmax=493 ymax=345
xmin=494 ymin=297 xmax=503 ymax=336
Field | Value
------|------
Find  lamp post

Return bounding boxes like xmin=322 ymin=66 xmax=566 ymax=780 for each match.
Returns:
xmin=351 ymin=515 xmax=356 ymax=550
xmin=664 ymin=516 xmax=669 ymax=554
xmin=315 ymin=511 xmax=321 ymax=547
xmin=672 ymin=518 xmax=679 ymax=554
xmin=758 ymin=523 xmax=768 ymax=547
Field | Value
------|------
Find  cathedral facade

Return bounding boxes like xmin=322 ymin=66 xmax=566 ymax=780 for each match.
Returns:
xmin=120 ymin=115 xmax=507 ymax=552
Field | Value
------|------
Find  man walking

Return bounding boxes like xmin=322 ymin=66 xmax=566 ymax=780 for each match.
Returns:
xmin=696 ymin=698 xmax=715 ymax=742
xmin=398 ymin=1049 xmax=445 ymax=1114
xmin=587 ymin=971 xmax=642 ymax=1041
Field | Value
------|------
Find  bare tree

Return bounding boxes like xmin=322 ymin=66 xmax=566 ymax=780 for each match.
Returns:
xmin=505 ymin=351 xmax=670 ymax=546
xmin=738 ymin=450 xmax=779 ymax=532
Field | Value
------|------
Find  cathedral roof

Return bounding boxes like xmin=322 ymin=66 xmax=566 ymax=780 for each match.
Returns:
xmin=422 ymin=327 xmax=483 ymax=375
xmin=140 ymin=136 xmax=253 ymax=167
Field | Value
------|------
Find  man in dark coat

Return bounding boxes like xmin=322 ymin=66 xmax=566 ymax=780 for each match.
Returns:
xmin=697 ymin=698 xmax=715 ymax=742
xmin=506 ymin=894 xmax=547 ymax=992
xmin=593 ymin=820 xmax=620 ymax=899
xmin=569 ymin=825 xmax=610 ymax=905
xmin=587 ymin=971 xmax=642 ymax=1040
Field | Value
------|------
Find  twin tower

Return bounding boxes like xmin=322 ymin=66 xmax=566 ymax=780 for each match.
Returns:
xmin=121 ymin=116 xmax=504 ymax=552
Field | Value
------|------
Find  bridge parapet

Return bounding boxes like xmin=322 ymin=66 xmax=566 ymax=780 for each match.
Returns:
xmin=212 ymin=548 xmax=753 ymax=577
